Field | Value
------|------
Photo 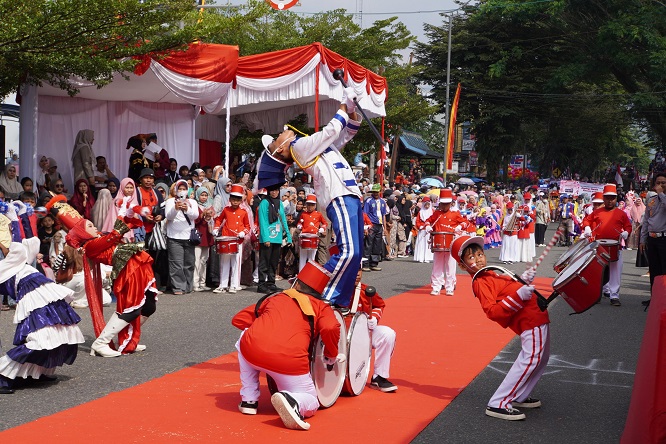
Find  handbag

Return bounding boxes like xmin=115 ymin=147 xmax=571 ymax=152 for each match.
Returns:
xmin=148 ymin=221 xmax=168 ymax=251
xmin=183 ymin=213 xmax=201 ymax=246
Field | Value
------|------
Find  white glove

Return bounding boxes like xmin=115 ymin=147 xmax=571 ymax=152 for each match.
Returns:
xmin=212 ymin=228 xmax=219 ymax=237
xmin=342 ymin=86 xmax=357 ymax=113
xmin=367 ymin=317 xmax=378 ymax=330
xmin=454 ymin=225 xmax=463 ymax=235
xmin=5 ymin=204 xmax=18 ymax=222
xmin=323 ymin=353 xmax=346 ymax=366
xmin=425 ymin=225 xmax=433 ymax=233
xmin=13 ymin=201 xmax=27 ymax=216
xmin=521 ymin=267 xmax=536 ymax=284
xmin=516 ymin=285 xmax=535 ymax=301
xmin=238 ymin=231 xmax=245 ymax=239
xmin=620 ymin=230 xmax=629 ymax=240
xmin=297 ymin=224 xmax=303 ymax=230
xmin=583 ymin=226 xmax=592 ymax=238
xmin=318 ymin=227 xmax=325 ymax=234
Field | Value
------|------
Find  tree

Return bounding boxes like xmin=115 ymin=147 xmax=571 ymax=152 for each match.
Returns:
xmin=0 ymin=0 xmax=200 ymax=98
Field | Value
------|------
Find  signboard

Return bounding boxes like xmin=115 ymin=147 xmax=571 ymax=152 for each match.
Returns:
xmin=462 ymin=139 xmax=475 ymax=151
xmin=446 ymin=161 xmax=459 ymax=174
xmin=558 ymin=180 xmax=605 ymax=196
xmin=469 ymin=150 xmax=478 ymax=167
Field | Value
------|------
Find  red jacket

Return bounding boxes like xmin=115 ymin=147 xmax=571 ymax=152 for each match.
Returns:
xmin=581 ymin=207 xmax=632 ymax=241
xmin=472 ymin=271 xmax=549 ymax=335
xmin=213 ymin=206 xmax=250 ymax=238
xmin=232 ymin=293 xmax=340 ymax=375
xmin=426 ymin=209 xmax=467 ymax=233
xmin=298 ymin=210 xmax=327 ymax=235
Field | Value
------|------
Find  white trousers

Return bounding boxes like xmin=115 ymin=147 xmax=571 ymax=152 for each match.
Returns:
xmin=63 ymin=271 xmax=112 ymax=307
xmin=299 ymin=247 xmax=317 ymax=271
xmin=236 ymin=334 xmax=318 ymax=419
xmin=372 ymin=325 xmax=396 ymax=379
xmin=219 ymin=244 xmax=242 ymax=289
xmin=431 ymin=251 xmax=457 ymax=292
xmin=194 ymin=246 xmax=210 ymax=289
xmin=489 ymin=323 xmax=550 ymax=409
xmin=602 ymin=250 xmax=623 ymax=299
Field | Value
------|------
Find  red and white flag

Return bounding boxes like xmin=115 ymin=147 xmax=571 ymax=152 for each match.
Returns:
xmin=615 ymin=164 xmax=623 ymax=187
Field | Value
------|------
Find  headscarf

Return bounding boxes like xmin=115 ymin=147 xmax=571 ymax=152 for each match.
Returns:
xmin=266 ymin=188 xmax=281 ymax=224
xmin=213 ymin=176 xmax=231 ymax=213
xmin=118 ymin=177 xmax=139 ymax=208
xmin=630 ymin=195 xmax=645 ymax=224
xmin=0 ymin=167 xmax=23 ymax=199
xmin=91 ymin=188 xmax=112 ymax=232
xmin=68 ymin=178 xmax=96 ymax=220
xmin=71 ymin=129 xmax=94 ymax=164
xmin=419 ymin=200 xmax=433 ymax=222
xmin=107 ymin=177 xmax=121 ymax=198
xmin=154 ymin=182 xmax=170 ymax=199
xmin=196 ymin=186 xmax=212 ymax=209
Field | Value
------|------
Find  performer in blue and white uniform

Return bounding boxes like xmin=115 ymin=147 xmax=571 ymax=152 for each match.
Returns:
xmin=256 ymin=88 xmax=363 ymax=307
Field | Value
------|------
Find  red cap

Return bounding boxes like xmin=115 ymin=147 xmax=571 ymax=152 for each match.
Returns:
xmin=422 ymin=196 xmax=431 ymax=202
xmin=603 ymin=184 xmax=617 ymax=196
xmin=229 ymin=184 xmax=244 ymax=197
xmin=523 ymin=192 xmax=531 ymax=201
xmin=451 ymin=235 xmax=485 ymax=265
xmin=306 ymin=194 xmax=317 ymax=204
xmin=439 ymin=188 xmax=454 ymax=203
xmin=506 ymin=202 xmax=514 ymax=209
xmin=591 ymin=192 xmax=604 ymax=203
xmin=297 ymin=261 xmax=332 ymax=295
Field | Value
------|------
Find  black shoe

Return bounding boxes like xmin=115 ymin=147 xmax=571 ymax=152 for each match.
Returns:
xmin=610 ymin=298 xmax=621 ymax=306
xmin=642 ymin=299 xmax=651 ymax=306
xmin=485 ymin=406 xmax=526 ymax=421
xmin=268 ymin=284 xmax=280 ymax=292
xmin=512 ymin=397 xmax=541 ymax=408
xmin=0 ymin=387 xmax=14 ymax=394
xmin=238 ymin=400 xmax=258 ymax=415
xmin=36 ymin=374 xmax=58 ymax=383
xmin=271 ymin=391 xmax=310 ymax=430
xmin=370 ymin=376 xmax=397 ymax=392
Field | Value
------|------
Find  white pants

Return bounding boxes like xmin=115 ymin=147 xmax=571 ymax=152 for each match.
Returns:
xmin=299 ymin=247 xmax=317 ymax=271
xmin=219 ymin=244 xmax=242 ymax=289
xmin=252 ymin=250 xmax=259 ymax=283
xmin=64 ymin=271 xmax=112 ymax=308
xmin=602 ymin=250 xmax=623 ymax=299
xmin=489 ymin=324 xmax=550 ymax=409
xmin=194 ymin=246 xmax=210 ymax=289
xmin=431 ymin=251 xmax=457 ymax=293
xmin=236 ymin=334 xmax=318 ymax=419
xmin=372 ymin=325 xmax=396 ymax=378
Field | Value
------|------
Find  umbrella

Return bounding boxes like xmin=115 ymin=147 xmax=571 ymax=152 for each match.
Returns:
xmin=457 ymin=177 xmax=475 ymax=185
xmin=459 ymin=190 xmax=478 ymax=197
xmin=420 ymin=177 xmax=445 ymax=188
xmin=426 ymin=188 xmax=441 ymax=196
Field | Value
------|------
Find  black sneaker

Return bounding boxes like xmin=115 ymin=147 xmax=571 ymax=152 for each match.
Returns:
xmin=370 ymin=376 xmax=397 ymax=392
xmin=238 ymin=400 xmax=258 ymax=415
xmin=512 ymin=397 xmax=541 ymax=408
xmin=271 ymin=391 xmax=310 ymax=430
xmin=610 ymin=298 xmax=621 ymax=306
xmin=485 ymin=406 xmax=526 ymax=420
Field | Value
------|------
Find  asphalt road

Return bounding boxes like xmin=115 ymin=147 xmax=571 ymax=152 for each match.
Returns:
xmin=0 ymin=223 xmax=651 ymax=443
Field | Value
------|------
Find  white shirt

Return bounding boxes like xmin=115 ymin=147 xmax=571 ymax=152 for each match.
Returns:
xmin=164 ymin=197 xmax=200 ymax=240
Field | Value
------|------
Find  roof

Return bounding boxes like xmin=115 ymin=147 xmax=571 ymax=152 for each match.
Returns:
xmin=400 ymin=131 xmax=441 ymax=158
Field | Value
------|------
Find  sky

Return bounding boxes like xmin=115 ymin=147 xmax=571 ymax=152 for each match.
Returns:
xmin=2 ymin=0 xmax=461 ymax=158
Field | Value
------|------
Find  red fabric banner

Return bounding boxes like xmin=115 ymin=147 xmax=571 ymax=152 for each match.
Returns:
xmin=446 ymin=83 xmax=461 ymax=170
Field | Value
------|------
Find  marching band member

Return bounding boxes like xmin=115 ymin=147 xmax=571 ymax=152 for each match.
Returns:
xmin=256 ymin=93 xmax=363 ymax=308
xmin=499 ymin=202 xmax=519 ymax=264
xmin=212 ymin=184 xmax=251 ymax=294
xmin=581 ymin=184 xmax=631 ymax=306
xmin=452 ymin=235 xmax=549 ymax=421
xmin=231 ymin=261 xmax=341 ymax=431
xmin=413 ymin=196 xmax=434 ymax=263
xmin=297 ymin=194 xmax=327 ymax=271
xmin=426 ymin=189 xmax=467 ymax=296
xmin=354 ymin=270 xmax=398 ymax=392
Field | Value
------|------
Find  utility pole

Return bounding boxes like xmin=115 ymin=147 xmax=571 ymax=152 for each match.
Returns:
xmin=443 ymin=14 xmax=452 ymax=185
xmin=356 ymin=0 xmax=363 ymax=27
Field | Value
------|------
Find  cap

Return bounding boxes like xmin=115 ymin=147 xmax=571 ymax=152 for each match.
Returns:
xmin=591 ymin=192 xmax=604 ymax=203
xmin=306 ymin=194 xmax=317 ymax=204
xmin=229 ymin=184 xmax=244 ymax=197
xmin=451 ymin=235 xmax=485 ymax=265
xmin=296 ymin=260 xmax=332 ymax=295
xmin=506 ymin=202 xmax=514 ymax=209
xmin=602 ymin=184 xmax=617 ymax=196
xmin=439 ymin=188 xmax=454 ymax=203
xmin=422 ymin=196 xmax=431 ymax=202
xmin=371 ymin=183 xmax=381 ymax=192
xmin=523 ymin=192 xmax=531 ymax=201
xmin=139 ymin=168 xmax=155 ymax=179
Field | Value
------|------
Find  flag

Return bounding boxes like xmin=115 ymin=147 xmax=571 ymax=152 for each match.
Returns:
xmin=615 ymin=164 xmax=624 ymax=187
xmin=446 ymin=83 xmax=462 ymax=171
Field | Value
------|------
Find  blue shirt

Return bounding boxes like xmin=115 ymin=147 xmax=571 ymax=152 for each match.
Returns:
xmin=363 ymin=197 xmax=388 ymax=224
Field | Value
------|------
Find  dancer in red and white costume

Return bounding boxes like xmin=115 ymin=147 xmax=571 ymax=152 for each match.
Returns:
xmin=297 ymin=194 xmax=327 ymax=271
xmin=453 ymin=235 xmax=550 ymax=421
xmin=581 ymin=184 xmax=632 ymax=306
xmin=425 ymin=189 xmax=467 ymax=296
xmin=231 ymin=261 xmax=341 ymax=430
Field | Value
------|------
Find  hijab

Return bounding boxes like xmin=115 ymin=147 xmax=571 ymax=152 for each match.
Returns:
xmin=91 ymin=188 xmax=112 ymax=232
xmin=213 ymin=176 xmax=231 ymax=213
xmin=419 ymin=200 xmax=433 ymax=222
xmin=0 ymin=167 xmax=22 ymax=199
xmin=196 ymin=186 xmax=212 ymax=209
xmin=266 ymin=188 xmax=281 ymax=224
xmin=68 ymin=178 xmax=96 ymax=220
xmin=107 ymin=177 xmax=121 ymax=198
xmin=118 ymin=177 xmax=139 ymax=208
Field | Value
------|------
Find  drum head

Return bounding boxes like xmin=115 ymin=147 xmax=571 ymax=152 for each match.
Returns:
xmin=553 ymin=250 xmax=595 ymax=286
xmin=311 ymin=309 xmax=347 ymax=408
xmin=343 ymin=313 xmax=372 ymax=396
xmin=554 ymin=239 xmax=593 ymax=268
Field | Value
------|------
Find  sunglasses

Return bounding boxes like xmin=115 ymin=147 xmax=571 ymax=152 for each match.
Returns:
xmin=55 ymin=184 xmax=64 ymax=188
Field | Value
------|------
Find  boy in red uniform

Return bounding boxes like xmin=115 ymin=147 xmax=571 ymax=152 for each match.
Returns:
xmin=581 ymin=184 xmax=632 ymax=306
xmin=213 ymin=184 xmax=251 ymax=294
xmin=231 ymin=261 xmax=342 ymax=431
xmin=297 ymin=194 xmax=328 ymax=271
xmin=426 ymin=188 xmax=467 ymax=296
xmin=452 ymin=235 xmax=550 ymax=421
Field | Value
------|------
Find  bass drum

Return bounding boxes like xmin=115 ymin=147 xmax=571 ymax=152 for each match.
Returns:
xmin=552 ymin=249 xmax=609 ymax=313
xmin=342 ymin=312 xmax=372 ymax=396
xmin=310 ymin=309 xmax=347 ymax=408
xmin=553 ymin=238 xmax=596 ymax=273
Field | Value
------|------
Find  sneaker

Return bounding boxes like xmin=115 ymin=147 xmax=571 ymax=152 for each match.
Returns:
xmin=270 ymin=391 xmax=310 ymax=430
xmin=238 ymin=400 xmax=258 ymax=415
xmin=370 ymin=376 xmax=397 ymax=392
xmin=397 ymin=254 xmax=408 ymax=258
xmin=485 ymin=406 xmax=526 ymax=421
xmin=362 ymin=267 xmax=372 ymax=272
xmin=445 ymin=290 xmax=454 ymax=296
xmin=227 ymin=287 xmax=237 ymax=294
xmin=430 ymin=290 xmax=440 ymax=296
xmin=212 ymin=287 xmax=226 ymax=294
xmin=370 ymin=266 xmax=382 ymax=271
xmin=610 ymin=298 xmax=621 ymax=306
xmin=201 ymin=286 xmax=212 ymax=291
xmin=512 ymin=397 xmax=541 ymax=408
xmin=193 ymin=287 xmax=204 ymax=292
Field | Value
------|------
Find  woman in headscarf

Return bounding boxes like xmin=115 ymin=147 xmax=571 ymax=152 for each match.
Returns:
xmin=103 ymin=178 xmax=139 ymax=242
xmin=213 ymin=176 xmax=231 ymax=214
xmin=71 ymin=129 xmax=96 ymax=186
xmin=0 ymin=165 xmax=22 ymax=200
xmin=413 ymin=196 xmax=434 ymax=263
xmin=193 ymin=186 xmax=214 ymax=292
xmin=68 ymin=178 xmax=96 ymax=220
xmin=627 ymin=192 xmax=645 ymax=250
xmin=395 ymin=194 xmax=411 ymax=257
xmin=90 ymin=188 xmax=113 ymax=234
xmin=106 ymin=177 xmax=120 ymax=199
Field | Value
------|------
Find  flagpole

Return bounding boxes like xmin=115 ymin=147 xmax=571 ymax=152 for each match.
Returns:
xmin=443 ymin=13 xmax=452 ymax=186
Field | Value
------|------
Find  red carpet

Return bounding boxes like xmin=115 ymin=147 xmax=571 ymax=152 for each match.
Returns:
xmin=0 ymin=275 xmax=553 ymax=442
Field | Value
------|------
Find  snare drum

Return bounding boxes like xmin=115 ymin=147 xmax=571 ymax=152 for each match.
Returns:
xmin=553 ymin=238 xmax=596 ymax=273
xmin=310 ymin=309 xmax=347 ymax=408
xmin=299 ymin=233 xmax=320 ymax=250
xmin=342 ymin=312 xmax=372 ymax=396
xmin=431 ymin=232 xmax=455 ymax=252
xmin=552 ymin=249 xmax=610 ymax=313
xmin=215 ymin=236 xmax=239 ymax=255
xmin=596 ymin=239 xmax=620 ymax=262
